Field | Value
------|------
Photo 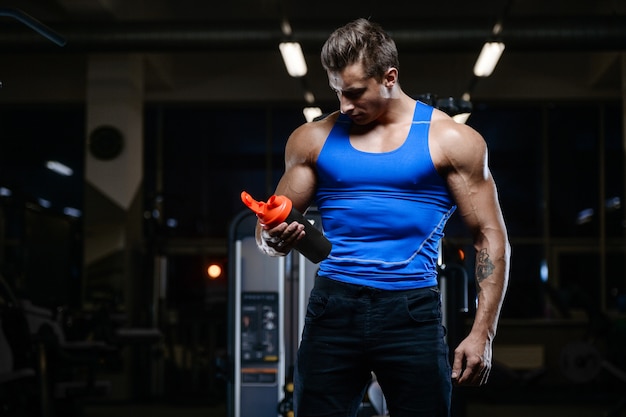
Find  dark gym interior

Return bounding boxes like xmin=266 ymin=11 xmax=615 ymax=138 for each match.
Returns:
xmin=0 ymin=1 xmax=625 ymax=416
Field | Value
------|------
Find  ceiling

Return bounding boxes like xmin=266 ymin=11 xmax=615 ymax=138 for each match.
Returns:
xmin=1 ymin=0 xmax=626 ymax=105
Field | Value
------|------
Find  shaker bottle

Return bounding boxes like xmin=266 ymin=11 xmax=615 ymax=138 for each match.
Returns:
xmin=241 ymin=191 xmax=332 ymax=263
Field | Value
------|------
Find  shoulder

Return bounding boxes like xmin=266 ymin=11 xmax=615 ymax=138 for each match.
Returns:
xmin=290 ymin=111 xmax=340 ymax=141
xmin=428 ymin=108 xmax=487 ymax=174
xmin=285 ymin=111 xmax=340 ymax=162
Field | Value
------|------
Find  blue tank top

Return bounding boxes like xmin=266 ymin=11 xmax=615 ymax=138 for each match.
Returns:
xmin=315 ymin=101 xmax=456 ymax=290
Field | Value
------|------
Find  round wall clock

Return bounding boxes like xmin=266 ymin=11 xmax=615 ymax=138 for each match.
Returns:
xmin=89 ymin=125 xmax=124 ymax=160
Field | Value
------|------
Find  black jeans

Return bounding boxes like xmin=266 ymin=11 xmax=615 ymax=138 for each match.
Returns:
xmin=294 ymin=276 xmax=451 ymax=417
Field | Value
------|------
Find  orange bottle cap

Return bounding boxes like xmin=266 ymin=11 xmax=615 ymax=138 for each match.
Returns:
xmin=241 ymin=191 xmax=293 ymax=227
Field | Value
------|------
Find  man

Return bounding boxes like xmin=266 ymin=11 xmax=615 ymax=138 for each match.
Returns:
xmin=255 ymin=18 xmax=510 ymax=417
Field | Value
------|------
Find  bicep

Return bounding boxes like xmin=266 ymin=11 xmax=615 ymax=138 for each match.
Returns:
xmin=449 ymin=169 xmax=506 ymax=240
xmin=273 ymin=117 xmax=333 ymax=213
xmin=274 ymin=126 xmax=319 ymax=211
xmin=275 ymin=162 xmax=317 ymax=213
xmin=440 ymin=128 xmax=506 ymax=241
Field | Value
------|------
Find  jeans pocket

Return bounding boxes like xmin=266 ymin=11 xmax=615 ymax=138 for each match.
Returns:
xmin=404 ymin=287 xmax=441 ymax=324
xmin=305 ymin=294 xmax=330 ymax=323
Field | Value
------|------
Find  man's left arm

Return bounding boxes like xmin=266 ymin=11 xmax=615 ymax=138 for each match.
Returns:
xmin=453 ymin=170 xmax=510 ymax=386
xmin=435 ymin=120 xmax=510 ymax=386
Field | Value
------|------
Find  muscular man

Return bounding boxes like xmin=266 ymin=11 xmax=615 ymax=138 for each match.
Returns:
xmin=255 ymin=18 xmax=510 ymax=417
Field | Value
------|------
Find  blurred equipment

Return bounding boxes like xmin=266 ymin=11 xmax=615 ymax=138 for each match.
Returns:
xmin=227 ymin=209 xmax=322 ymax=417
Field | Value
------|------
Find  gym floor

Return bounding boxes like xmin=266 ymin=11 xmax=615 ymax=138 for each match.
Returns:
xmin=83 ymin=402 xmax=226 ymax=417
xmin=79 ymin=400 xmax=617 ymax=417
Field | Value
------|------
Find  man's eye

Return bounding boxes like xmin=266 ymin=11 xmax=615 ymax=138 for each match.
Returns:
xmin=344 ymin=91 xmax=362 ymax=99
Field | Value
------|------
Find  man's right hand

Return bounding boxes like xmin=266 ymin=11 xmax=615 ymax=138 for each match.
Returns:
xmin=257 ymin=221 xmax=305 ymax=256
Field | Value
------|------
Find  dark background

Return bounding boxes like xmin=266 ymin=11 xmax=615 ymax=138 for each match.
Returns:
xmin=1 ymin=0 xmax=625 ymax=416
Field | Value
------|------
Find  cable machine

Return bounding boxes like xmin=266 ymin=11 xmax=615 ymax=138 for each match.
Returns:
xmin=227 ymin=210 xmax=321 ymax=417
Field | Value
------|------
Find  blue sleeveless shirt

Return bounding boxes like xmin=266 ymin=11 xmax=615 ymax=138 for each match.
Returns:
xmin=315 ymin=101 xmax=456 ymax=290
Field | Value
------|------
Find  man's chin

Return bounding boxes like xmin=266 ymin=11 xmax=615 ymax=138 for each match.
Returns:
xmin=350 ymin=114 xmax=368 ymax=124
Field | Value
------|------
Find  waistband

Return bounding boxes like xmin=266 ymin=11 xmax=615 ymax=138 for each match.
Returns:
xmin=313 ymin=275 xmax=438 ymax=298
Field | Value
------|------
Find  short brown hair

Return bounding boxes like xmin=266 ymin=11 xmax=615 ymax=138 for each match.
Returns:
xmin=321 ymin=18 xmax=399 ymax=80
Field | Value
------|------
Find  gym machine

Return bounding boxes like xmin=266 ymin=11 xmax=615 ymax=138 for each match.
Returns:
xmin=227 ymin=209 xmax=321 ymax=417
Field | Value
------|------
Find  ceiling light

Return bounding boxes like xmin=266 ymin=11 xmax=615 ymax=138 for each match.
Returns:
xmin=63 ymin=207 xmax=82 ymax=218
xmin=492 ymin=22 xmax=503 ymax=35
xmin=46 ymin=160 xmax=73 ymax=176
xmin=473 ymin=42 xmax=505 ymax=77
xmin=303 ymin=107 xmax=322 ymax=122
xmin=280 ymin=19 xmax=292 ymax=36
xmin=304 ymin=90 xmax=315 ymax=104
xmin=576 ymin=208 xmax=594 ymax=225
xmin=279 ymin=42 xmax=307 ymax=77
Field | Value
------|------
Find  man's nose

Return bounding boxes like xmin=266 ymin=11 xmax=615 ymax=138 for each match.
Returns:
xmin=339 ymin=96 xmax=354 ymax=114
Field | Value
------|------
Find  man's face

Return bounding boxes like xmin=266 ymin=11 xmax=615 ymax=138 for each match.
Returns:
xmin=327 ymin=62 xmax=388 ymax=125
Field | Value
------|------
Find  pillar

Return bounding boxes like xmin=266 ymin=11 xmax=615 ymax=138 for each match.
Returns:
xmin=83 ymin=54 xmax=145 ymax=399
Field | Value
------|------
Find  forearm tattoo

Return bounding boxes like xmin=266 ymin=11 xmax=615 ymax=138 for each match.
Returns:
xmin=476 ymin=248 xmax=495 ymax=289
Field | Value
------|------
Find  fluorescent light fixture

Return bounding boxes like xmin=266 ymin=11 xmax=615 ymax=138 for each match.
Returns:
xmin=279 ymin=42 xmax=307 ymax=77
xmin=304 ymin=90 xmax=315 ymax=104
xmin=492 ymin=22 xmax=503 ymax=35
xmin=473 ymin=42 xmax=505 ymax=77
xmin=452 ymin=113 xmax=471 ymax=124
xmin=46 ymin=160 xmax=73 ymax=176
xmin=63 ymin=207 xmax=82 ymax=218
xmin=37 ymin=198 xmax=51 ymax=208
xmin=303 ymin=107 xmax=322 ymax=122
xmin=576 ymin=208 xmax=594 ymax=225
xmin=281 ymin=19 xmax=292 ymax=36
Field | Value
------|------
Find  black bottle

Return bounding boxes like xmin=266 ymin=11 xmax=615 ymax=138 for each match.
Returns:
xmin=241 ymin=191 xmax=332 ymax=263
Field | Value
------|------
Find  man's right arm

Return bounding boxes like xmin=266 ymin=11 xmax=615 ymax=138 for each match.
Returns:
xmin=255 ymin=118 xmax=331 ymax=255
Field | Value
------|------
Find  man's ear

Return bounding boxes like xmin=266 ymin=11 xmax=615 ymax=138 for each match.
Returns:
xmin=383 ymin=67 xmax=398 ymax=87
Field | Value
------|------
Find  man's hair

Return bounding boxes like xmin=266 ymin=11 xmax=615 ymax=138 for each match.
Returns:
xmin=321 ymin=18 xmax=399 ymax=81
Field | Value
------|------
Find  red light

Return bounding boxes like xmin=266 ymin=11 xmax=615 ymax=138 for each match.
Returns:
xmin=207 ymin=264 xmax=222 ymax=279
